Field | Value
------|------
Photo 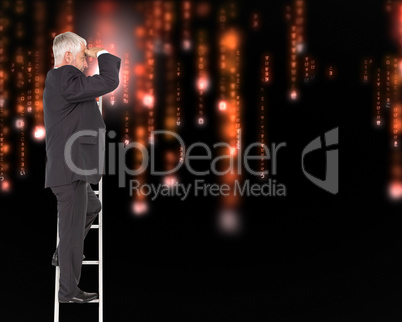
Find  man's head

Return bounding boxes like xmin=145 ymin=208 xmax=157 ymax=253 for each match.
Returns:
xmin=52 ymin=31 xmax=88 ymax=72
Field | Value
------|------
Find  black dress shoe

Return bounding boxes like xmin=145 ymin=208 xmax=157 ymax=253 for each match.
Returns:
xmin=59 ymin=290 xmax=98 ymax=304
xmin=51 ymin=251 xmax=85 ymax=266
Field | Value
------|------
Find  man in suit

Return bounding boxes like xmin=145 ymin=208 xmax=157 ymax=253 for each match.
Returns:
xmin=43 ymin=31 xmax=120 ymax=303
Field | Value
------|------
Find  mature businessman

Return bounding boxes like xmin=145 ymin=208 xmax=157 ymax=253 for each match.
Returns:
xmin=43 ymin=31 xmax=120 ymax=303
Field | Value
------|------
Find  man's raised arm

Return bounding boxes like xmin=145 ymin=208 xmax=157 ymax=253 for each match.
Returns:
xmin=61 ymin=47 xmax=121 ymax=103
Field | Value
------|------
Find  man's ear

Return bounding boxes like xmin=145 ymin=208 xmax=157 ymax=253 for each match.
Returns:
xmin=64 ymin=51 xmax=72 ymax=64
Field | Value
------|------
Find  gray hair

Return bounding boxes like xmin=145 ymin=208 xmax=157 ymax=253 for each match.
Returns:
xmin=52 ymin=31 xmax=87 ymax=66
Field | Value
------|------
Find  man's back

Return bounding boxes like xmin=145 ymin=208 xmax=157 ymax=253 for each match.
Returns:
xmin=43 ymin=53 xmax=121 ymax=188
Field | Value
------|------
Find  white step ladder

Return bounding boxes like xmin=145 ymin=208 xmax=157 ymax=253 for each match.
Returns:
xmin=54 ymin=97 xmax=104 ymax=321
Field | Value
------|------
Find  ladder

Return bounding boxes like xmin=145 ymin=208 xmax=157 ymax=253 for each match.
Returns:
xmin=54 ymin=97 xmax=104 ymax=321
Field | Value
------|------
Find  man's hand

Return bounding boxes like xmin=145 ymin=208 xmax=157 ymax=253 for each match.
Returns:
xmin=85 ymin=47 xmax=105 ymax=58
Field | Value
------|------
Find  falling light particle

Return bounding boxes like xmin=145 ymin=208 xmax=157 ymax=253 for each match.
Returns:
xmin=219 ymin=100 xmax=227 ymax=111
xmin=218 ymin=209 xmax=241 ymax=235
xmin=296 ymin=43 xmax=304 ymax=54
xmin=15 ymin=119 xmax=24 ymax=129
xmin=132 ymin=201 xmax=148 ymax=215
xmin=182 ymin=39 xmax=192 ymax=51
xmin=389 ymin=180 xmax=402 ymax=199
xmin=143 ymin=94 xmax=154 ymax=108
xmin=33 ymin=125 xmax=45 ymax=140
xmin=197 ymin=77 xmax=209 ymax=91
xmin=1 ymin=180 xmax=10 ymax=192
xmin=164 ymin=175 xmax=178 ymax=186
xmin=290 ymin=90 xmax=298 ymax=100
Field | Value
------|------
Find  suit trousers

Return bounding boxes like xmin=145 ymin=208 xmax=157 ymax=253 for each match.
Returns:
xmin=51 ymin=180 xmax=101 ymax=300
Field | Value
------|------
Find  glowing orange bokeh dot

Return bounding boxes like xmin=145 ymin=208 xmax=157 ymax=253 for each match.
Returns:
xmin=143 ymin=94 xmax=154 ymax=108
xmin=132 ymin=200 xmax=148 ymax=216
xmin=221 ymin=30 xmax=239 ymax=50
xmin=33 ymin=125 xmax=46 ymax=140
xmin=389 ymin=180 xmax=402 ymax=199
xmin=134 ymin=64 xmax=145 ymax=76
xmin=136 ymin=126 xmax=146 ymax=138
xmin=1 ymin=180 xmax=10 ymax=192
xmin=219 ymin=100 xmax=227 ymax=111
xmin=164 ymin=175 xmax=178 ymax=186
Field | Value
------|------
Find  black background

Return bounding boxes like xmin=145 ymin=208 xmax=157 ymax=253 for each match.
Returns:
xmin=2 ymin=0 xmax=402 ymax=321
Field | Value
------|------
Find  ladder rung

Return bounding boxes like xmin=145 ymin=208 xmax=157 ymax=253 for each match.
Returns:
xmin=90 ymin=224 xmax=99 ymax=229
xmin=61 ymin=299 xmax=99 ymax=304
xmin=83 ymin=260 xmax=99 ymax=265
xmin=94 ymin=190 xmax=99 ymax=195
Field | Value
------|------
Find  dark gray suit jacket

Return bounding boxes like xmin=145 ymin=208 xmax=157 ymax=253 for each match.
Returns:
xmin=43 ymin=53 xmax=121 ymax=188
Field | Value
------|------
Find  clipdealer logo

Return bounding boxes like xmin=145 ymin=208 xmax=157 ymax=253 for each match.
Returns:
xmin=301 ymin=127 xmax=339 ymax=195
xmin=63 ymin=127 xmax=339 ymax=197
